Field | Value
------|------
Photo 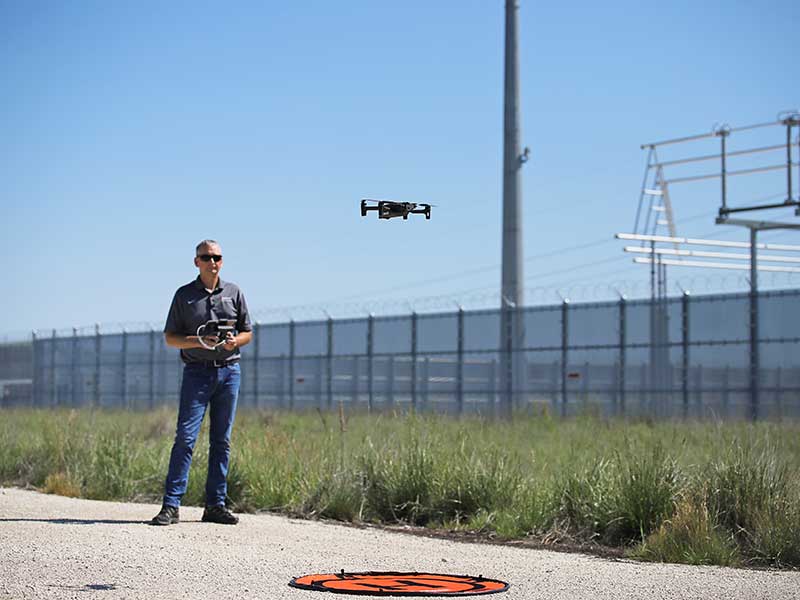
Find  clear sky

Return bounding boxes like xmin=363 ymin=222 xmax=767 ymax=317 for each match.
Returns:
xmin=2 ymin=0 xmax=799 ymax=338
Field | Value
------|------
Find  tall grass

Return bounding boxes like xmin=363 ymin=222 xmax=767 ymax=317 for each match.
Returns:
xmin=1 ymin=408 xmax=799 ymax=569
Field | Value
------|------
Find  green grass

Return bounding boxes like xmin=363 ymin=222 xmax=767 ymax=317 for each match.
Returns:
xmin=1 ymin=407 xmax=799 ymax=569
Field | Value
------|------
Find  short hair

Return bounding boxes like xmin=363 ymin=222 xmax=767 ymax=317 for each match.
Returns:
xmin=196 ymin=239 xmax=220 ymax=255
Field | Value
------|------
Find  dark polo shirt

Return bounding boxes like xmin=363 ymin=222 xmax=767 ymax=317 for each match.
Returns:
xmin=164 ymin=277 xmax=252 ymax=364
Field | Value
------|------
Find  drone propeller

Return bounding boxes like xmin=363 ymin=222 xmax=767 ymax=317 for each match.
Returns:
xmin=361 ymin=198 xmax=436 ymax=206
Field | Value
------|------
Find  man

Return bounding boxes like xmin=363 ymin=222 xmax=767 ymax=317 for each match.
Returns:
xmin=151 ymin=240 xmax=253 ymax=526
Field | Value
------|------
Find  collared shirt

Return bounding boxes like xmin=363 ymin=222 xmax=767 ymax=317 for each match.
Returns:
xmin=164 ymin=277 xmax=252 ymax=364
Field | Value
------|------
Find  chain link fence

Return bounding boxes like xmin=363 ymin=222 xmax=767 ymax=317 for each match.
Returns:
xmin=2 ymin=289 xmax=798 ymax=419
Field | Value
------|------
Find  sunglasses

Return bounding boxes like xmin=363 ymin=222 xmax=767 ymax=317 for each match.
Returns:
xmin=198 ymin=254 xmax=223 ymax=262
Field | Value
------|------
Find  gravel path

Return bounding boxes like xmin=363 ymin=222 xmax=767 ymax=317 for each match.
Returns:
xmin=1 ymin=488 xmax=798 ymax=600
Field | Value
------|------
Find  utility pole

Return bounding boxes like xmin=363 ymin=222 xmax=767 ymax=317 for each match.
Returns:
xmin=500 ymin=0 xmax=529 ymax=418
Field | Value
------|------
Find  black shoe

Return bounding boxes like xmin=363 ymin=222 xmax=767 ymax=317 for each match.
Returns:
xmin=201 ymin=504 xmax=239 ymax=525
xmin=150 ymin=504 xmax=179 ymax=526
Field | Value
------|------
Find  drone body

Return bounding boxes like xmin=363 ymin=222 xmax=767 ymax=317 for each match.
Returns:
xmin=361 ymin=198 xmax=431 ymax=220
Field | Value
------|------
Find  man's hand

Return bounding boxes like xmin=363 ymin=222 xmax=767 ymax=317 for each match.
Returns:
xmin=222 ymin=331 xmax=237 ymax=351
xmin=202 ymin=335 xmax=221 ymax=348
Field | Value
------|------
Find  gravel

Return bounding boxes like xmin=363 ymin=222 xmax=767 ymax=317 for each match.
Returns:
xmin=1 ymin=488 xmax=798 ymax=600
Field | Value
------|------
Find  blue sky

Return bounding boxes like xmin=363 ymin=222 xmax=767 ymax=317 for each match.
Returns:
xmin=2 ymin=0 xmax=799 ymax=338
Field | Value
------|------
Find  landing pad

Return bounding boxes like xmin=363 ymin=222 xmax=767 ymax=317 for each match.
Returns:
xmin=289 ymin=571 xmax=509 ymax=596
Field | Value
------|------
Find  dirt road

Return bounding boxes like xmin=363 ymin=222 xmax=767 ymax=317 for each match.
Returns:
xmin=1 ymin=488 xmax=798 ymax=599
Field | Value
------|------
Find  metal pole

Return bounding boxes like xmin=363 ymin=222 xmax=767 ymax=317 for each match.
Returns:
xmin=720 ymin=130 xmax=729 ymax=214
xmin=634 ymin=146 xmax=655 ymax=233
xmin=488 ymin=359 xmax=497 ymax=417
xmin=561 ymin=299 xmax=568 ymax=417
xmin=351 ymin=356 xmax=359 ymax=409
xmin=796 ymin=119 xmax=800 ymax=215
xmin=71 ymin=327 xmax=78 ymax=408
xmin=253 ymin=322 xmax=261 ymax=409
xmin=31 ymin=330 xmax=38 ymax=407
xmin=681 ymin=292 xmax=690 ymax=419
xmin=787 ymin=120 xmax=793 ymax=204
xmin=326 ymin=318 xmax=333 ymax=410
xmin=316 ymin=357 xmax=324 ymax=409
xmin=149 ymin=328 xmax=156 ymax=410
xmin=457 ymin=307 xmax=464 ymax=415
xmin=94 ymin=323 xmax=101 ymax=408
xmin=500 ymin=0 xmax=526 ymax=417
xmin=618 ymin=296 xmax=626 ymax=417
xmin=722 ymin=364 xmax=730 ymax=418
xmin=504 ymin=305 xmax=513 ymax=418
xmin=411 ymin=312 xmax=418 ymax=410
xmin=50 ymin=329 xmax=57 ymax=407
xmin=421 ymin=357 xmax=430 ymax=411
xmin=749 ymin=228 xmax=760 ymax=421
xmin=649 ymin=241 xmax=656 ymax=405
xmin=278 ymin=354 xmax=286 ymax=409
xmin=367 ymin=315 xmax=374 ymax=413
xmin=121 ymin=328 xmax=128 ymax=410
xmin=289 ymin=320 xmax=295 ymax=411
xmin=387 ymin=355 xmax=395 ymax=409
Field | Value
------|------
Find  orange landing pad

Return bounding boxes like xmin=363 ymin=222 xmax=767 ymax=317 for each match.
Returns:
xmin=290 ymin=571 xmax=509 ymax=596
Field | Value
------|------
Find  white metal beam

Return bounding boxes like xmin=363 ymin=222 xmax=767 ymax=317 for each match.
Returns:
xmin=616 ymin=232 xmax=800 ymax=252
xmin=624 ymin=246 xmax=800 ymax=264
xmin=632 ymin=257 xmax=800 ymax=273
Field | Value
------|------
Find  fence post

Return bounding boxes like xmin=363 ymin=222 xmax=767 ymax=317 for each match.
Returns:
xmin=640 ymin=363 xmax=647 ymax=416
xmin=387 ymin=355 xmax=394 ymax=409
xmin=421 ymin=357 xmax=430 ymax=411
xmin=502 ymin=305 xmax=513 ymax=418
xmin=681 ymin=292 xmax=690 ymax=420
xmin=157 ymin=334 xmax=167 ymax=408
xmin=696 ymin=364 xmax=704 ymax=417
xmin=278 ymin=354 xmax=286 ymax=409
xmin=289 ymin=320 xmax=295 ymax=411
xmin=149 ymin=328 xmax=156 ymax=410
xmin=121 ymin=328 xmax=128 ymax=410
xmin=351 ymin=356 xmax=359 ymax=408
xmin=618 ymin=296 xmax=626 ymax=417
xmin=316 ymin=357 xmax=324 ymax=409
xmin=748 ymin=228 xmax=760 ymax=421
xmin=488 ymin=359 xmax=497 ymax=416
xmin=457 ymin=307 xmax=464 ymax=416
xmin=94 ymin=323 xmax=101 ymax=408
xmin=411 ymin=312 xmax=418 ymax=410
xmin=71 ymin=327 xmax=78 ymax=408
xmin=327 ymin=318 xmax=333 ymax=410
xmin=253 ymin=322 xmax=260 ymax=409
xmin=367 ymin=315 xmax=374 ymax=413
xmin=31 ymin=330 xmax=38 ymax=407
xmin=775 ymin=366 xmax=783 ymax=421
xmin=561 ymin=299 xmax=569 ymax=417
xmin=50 ymin=329 xmax=57 ymax=407
xmin=722 ymin=365 xmax=730 ymax=418
xmin=582 ymin=361 xmax=589 ymax=412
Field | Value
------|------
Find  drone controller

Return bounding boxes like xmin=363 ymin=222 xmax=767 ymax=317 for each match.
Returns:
xmin=196 ymin=319 xmax=237 ymax=350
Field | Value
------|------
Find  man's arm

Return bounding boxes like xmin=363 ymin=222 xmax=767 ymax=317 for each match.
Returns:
xmin=164 ymin=332 xmax=212 ymax=349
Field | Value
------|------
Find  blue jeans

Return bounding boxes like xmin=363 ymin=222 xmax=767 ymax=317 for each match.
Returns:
xmin=162 ymin=362 xmax=241 ymax=508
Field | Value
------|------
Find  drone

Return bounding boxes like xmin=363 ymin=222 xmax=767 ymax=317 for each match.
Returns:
xmin=360 ymin=198 xmax=432 ymax=220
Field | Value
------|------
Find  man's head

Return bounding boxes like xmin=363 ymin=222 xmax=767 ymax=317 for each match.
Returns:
xmin=194 ymin=239 xmax=223 ymax=279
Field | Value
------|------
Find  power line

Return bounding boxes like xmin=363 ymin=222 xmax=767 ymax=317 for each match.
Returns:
xmin=323 ymin=236 xmax=619 ymax=302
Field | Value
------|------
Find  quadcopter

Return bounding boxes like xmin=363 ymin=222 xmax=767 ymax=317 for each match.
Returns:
xmin=360 ymin=198 xmax=432 ymax=220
